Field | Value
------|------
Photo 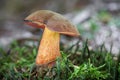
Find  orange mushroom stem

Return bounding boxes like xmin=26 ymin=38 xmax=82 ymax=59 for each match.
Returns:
xmin=36 ymin=27 xmax=60 ymax=67
xmin=24 ymin=10 xmax=80 ymax=68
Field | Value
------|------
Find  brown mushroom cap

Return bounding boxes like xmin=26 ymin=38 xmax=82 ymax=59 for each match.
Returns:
xmin=24 ymin=10 xmax=80 ymax=36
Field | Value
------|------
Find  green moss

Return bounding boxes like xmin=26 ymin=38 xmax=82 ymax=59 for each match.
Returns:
xmin=0 ymin=40 xmax=119 ymax=80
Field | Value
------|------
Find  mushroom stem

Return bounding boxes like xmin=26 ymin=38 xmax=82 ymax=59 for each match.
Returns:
xmin=36 ymin=27 xmax=61 ymax=67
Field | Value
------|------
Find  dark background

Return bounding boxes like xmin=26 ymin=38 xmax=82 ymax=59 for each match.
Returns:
xmin=0 ymin=0 xmax=120 ymax=54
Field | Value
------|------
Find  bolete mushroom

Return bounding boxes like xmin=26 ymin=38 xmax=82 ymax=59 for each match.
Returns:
xmin=24 ymin=10 xmax=80 ymax=67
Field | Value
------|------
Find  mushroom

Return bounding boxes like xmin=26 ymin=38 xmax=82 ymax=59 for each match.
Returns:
xmin=24 ymin=10 xmax=80 ymax=68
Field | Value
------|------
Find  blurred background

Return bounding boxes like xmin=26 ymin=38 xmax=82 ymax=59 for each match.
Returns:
xmin=0 ymin=0 xmax=120 ymax=55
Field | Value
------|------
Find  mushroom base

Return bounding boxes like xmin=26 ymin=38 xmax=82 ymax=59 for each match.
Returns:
xmin=36 ymin=27 xmax=60 ymax=67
